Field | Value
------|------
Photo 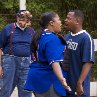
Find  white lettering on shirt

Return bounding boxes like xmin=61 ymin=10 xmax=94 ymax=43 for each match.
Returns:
xmin=67 ymin=39 xmax=78 ymax=50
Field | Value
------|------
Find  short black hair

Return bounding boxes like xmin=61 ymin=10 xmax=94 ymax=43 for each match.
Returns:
xmin=70 ymin=10 xmax=84 ymax=22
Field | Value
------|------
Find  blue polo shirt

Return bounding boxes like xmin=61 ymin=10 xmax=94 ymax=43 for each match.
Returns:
xmin=24 ymin=31 xmax=67 ymax=96
xmin=64 ymin=30 xmax=94 ymax=96
xmin=0 ymin=23 xmax=35 ymax=57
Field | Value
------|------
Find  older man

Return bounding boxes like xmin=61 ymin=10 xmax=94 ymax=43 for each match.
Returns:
xmin=0 ymin=10 xmax=35 ymax=97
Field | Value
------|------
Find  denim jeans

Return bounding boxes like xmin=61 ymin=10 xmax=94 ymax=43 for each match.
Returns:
xmin=0 ymin=54 xmax=32 ymax=97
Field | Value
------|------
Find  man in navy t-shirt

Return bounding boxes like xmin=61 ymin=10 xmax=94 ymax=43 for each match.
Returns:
xmin=64 ymin=10 xmax=94 ymax=97
xmin=0 ymin=10 xmax=35 ymax=97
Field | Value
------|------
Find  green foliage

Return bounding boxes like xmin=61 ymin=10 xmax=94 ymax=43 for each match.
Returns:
xmin=0 ymin=0 xmax=19 ymax=13
xmin=0 ymin=16 xmax=7 ymax=30
xmin=0 ymin=0 xmax=97 ymax=37
xmin=2 ymin=1 xmax=14 ymax=9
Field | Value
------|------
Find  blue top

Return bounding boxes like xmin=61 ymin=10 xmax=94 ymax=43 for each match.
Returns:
xmin=64 ymin=30 xmax=94 ymax=96
xmin=24 ymin=31 xmax=67 ymax=96
xmin=0 ymin=23 xmax=35 ymax=57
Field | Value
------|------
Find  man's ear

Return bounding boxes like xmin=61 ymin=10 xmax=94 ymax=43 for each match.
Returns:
xmin=76 ymin=17 xmax=81 ymax=24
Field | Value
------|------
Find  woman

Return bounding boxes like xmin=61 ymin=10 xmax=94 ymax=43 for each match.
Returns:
xmin=24 ymin=12 xmax=71 ymax=97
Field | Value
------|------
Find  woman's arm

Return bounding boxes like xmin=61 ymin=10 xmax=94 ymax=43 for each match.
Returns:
xmin=52 ymin=62 xmax=71 ymax=91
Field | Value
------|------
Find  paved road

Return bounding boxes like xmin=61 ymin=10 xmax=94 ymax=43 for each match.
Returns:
xmin=11 ymin=87 xmax=18 ymax=97
xmin=11 ymin=87 xmax=35 ymax=97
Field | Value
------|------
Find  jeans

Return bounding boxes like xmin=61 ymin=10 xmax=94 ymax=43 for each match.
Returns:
xmin=0 ymin=54 xmax=32 ymax=97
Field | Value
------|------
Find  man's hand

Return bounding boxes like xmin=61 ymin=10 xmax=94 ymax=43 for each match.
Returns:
xmin=0 ymin=65 xmax=3 ymax=79
xmin=76 ymin=62 xmax=92 ymax=97
xmin=76 ymin=82 xmax=84 ymax=97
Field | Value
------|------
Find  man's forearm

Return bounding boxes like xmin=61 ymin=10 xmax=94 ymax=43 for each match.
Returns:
xmin=77 ymin=62 xmax=93 ymax=84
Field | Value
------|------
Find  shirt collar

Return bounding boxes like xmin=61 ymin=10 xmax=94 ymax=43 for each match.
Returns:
xmin=16 ymin=23 xmax=25 ymax=31
xmin=71 ymin=30 xmax=86 ymax=36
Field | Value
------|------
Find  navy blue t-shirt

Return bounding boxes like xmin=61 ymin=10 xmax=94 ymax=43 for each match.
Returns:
xmin=0 ymin=23 xmax=35 ymax=57
xmin=65 ymin=30 xmax=94 ymax=96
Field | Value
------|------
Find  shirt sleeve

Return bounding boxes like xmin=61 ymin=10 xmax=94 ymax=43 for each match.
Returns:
xmin=45 ymin=37 xmax=65 ymax=65
xmin=0 ymin=27 xmax=8 ymax=49
xmin=81 ymin=35 xmax=94 ymax=63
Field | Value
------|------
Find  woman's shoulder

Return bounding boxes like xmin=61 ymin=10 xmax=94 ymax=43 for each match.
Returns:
xmin=41 ymin=32 xmax=58 ymax=41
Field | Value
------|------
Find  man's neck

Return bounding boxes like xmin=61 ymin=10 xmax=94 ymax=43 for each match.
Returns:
xmin=16 ymin=23 xmax=25 ymax=30
xmin=72 ymin=26 xmax=83 ymax=34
